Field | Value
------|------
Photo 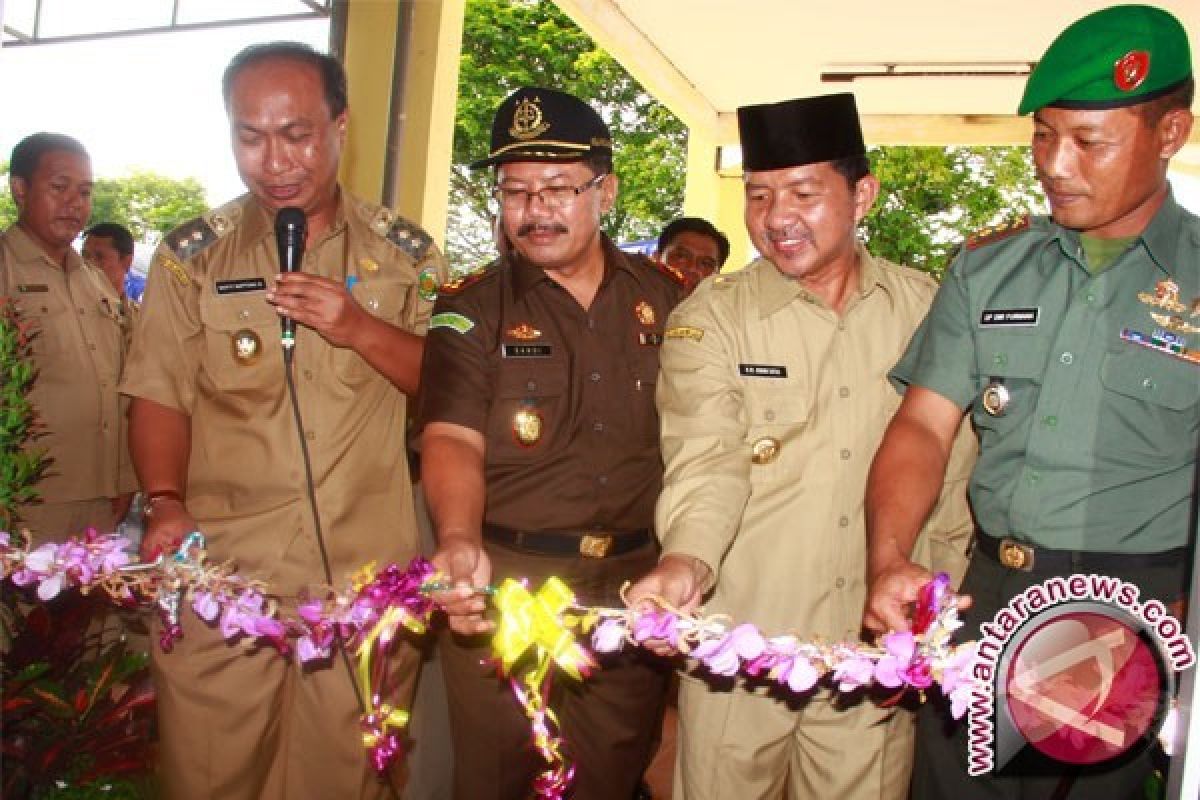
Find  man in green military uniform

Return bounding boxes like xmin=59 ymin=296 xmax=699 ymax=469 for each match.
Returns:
xmin=628 ymin=93 xmax=977 ymax=800
xmin=863 ymin=5 xmax=1196 ymax=797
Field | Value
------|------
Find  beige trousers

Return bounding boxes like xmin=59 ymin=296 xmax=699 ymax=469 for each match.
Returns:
xmin=674 ymin=674 xmax=914 ymax=800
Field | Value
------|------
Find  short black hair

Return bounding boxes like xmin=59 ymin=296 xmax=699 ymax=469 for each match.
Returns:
xmin=656 ymin=216 xmax=731 ymax=267
xmin=582 ymin=149 xmax=614 ymax=177
xmin=1136 ymin=76 xmax=1195 ymax=127
xmin=9 ymin=132 xmax=89 ymax=181
xmin=222 ymin=41 xmax=348 ymax=119
xmin=830 ymin=154 xmax=871 ymax=188
xmin=85 ymin=222 xmax=135 ymax=258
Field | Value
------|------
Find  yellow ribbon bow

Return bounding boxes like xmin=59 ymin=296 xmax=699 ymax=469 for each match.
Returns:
xmin=492 ymin=577 xmax=596 ymax=680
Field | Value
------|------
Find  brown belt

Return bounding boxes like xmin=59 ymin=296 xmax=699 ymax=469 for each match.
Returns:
xmin=976 ymin=531 xmax=1186 ymax=573
xmin=482 ymin=524 xmax=653 ymax=559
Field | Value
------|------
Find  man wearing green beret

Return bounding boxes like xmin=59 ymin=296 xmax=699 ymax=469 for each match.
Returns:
xmin=863 ymin=5 xmax=1196 ymax=798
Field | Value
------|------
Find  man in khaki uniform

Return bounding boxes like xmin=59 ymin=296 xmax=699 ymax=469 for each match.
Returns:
xmin=1 ymin=132 xmax=135 ymax=543
xmin=121 ymin=43 xmax=448 ymax=799
xmin=628 ymin=94 xmax=975 ymax=800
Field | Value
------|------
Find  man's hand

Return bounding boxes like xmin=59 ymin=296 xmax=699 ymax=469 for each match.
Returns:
xmin=863 ymin=557 xmax=972 ymax=635
xmin=431 ymin=534 xmax=493 ymax=635
xmin=625 ymin=554 xmax=712 ymax=657
xmin=139 ymin=496 xmax=197 ymax=562
xmin=268 ymin=273 xmax=369 ymax=349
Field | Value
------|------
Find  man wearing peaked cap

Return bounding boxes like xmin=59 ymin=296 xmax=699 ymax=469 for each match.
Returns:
xmin=864 ymin=5 xmax=1196 ymax=798
xmin=627 ymin=92 xmax=977 ymax=799
xmin=418 ymin=86 xmax=684 ymax=799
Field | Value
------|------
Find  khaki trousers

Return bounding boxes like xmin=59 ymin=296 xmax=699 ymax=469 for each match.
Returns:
xmin=674 ymin=676 xmax=914 ymax=800
xmin=152 ymin=606 xmax=419 ymax=800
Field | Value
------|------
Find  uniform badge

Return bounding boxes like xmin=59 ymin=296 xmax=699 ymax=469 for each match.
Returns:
xmin=430 ymin=312 xmax=475 ymax=334
xmin=634 ymin=300 xmax=656 ymax=326
xmin=16 ymin=284 xmax=48 ymax=293
xmin=1137 ymin=279 xmax=1186 ymax=313
xmin=370 ymin=207 xmax=395 ymax=236
xmin=417 ymin=267 xmax=439 ymax=301
xmin=512 ymin=406 xmax=544 ymax=447
xmin=209 ymin=213 xmax=231 ymax=235
xmin=232 ymin=329 xmax=262 ymax=364
xmin=1149 ymin=311 xmax=1200 ymax=336
xmin=750 ymin=437 xmax=781 ymax=465
xmin=665 ymin=325 xmax=704 ymax=341
xmin=159 ymin=255 xmax=192 ymax=287
xmin=1121 ymin=327 xmax=1200 ymax=365
xmin=981 ymin=380 xmax=1010 ymax=417
xmin=1114 ymin=50 xmax=1150 ymax=93
xmin=509 ymin=96 xmax=550 ymax=140
xmin=360 ymin=258 xmax=380 ymax=275
xmin=506 ymin=323 xmax=542 ymax=340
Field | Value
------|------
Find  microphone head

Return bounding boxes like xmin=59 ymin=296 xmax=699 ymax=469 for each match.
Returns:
xmin=275 ymin=206 xmax=307 ymax=238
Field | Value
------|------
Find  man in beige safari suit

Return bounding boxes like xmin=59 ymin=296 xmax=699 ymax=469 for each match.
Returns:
xmin=121 ymin=43 xmax=448 ymax=799
xmin=1 ymin=132 xmax=135 ymax=543
xmin=629 ymin=94 xmax=975 ymax=799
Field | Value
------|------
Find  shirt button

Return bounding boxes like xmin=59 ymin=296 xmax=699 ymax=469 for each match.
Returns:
xmin=840 ymin=448 xmax=851 ymax=460
xmin=1085 ymin=293 xmax=1096 ymax=304
xmin=1027 ymin=469 xmax=1041 ymax=484
xmin=1142 ymin=377 xmax=1156 ymax=391
xmin=239 ymin=309 xmax=250 ymax=320
xmin=1043 ymin=415 xmax=1058 ymax=428
xmin=587 ymin=319 xmax=596 ymax=330
xmin=835 ymin=577 xmax=846 ymax=588
xmin=590 ymin=371 xmax=601 ymax=382
xmin=526 ymin=380 xmax=537 ymax=391
xmin=593 ymin=421 xmax=605 ymax=432
xmin=838 ymin=386 xmax=850 ymax=398
xmin=306 ymin=431 xmax=316 ymax=441
xmin=764 ymin=410 xmax=776 ymax=422
xmin=1059 ymin=352 xmax=1074 ymax=365
xmin=597 ymin=475 xmax=608 ymax=486
xmin=838 ymin=515 xmax=849 ymax=528
xmin=304 ymin=370 xmax=314 ymax=380
xmin=837 ymin=321 xmax=847 ymax=332
xmin=89 ymin=343 xmax=96 ymax=351
xmin=993 ymin=353 xmax=1008 ymax=367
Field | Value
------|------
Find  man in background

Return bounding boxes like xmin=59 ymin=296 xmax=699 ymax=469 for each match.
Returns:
xmin=654 ymin=215 xmax=729 ymax=290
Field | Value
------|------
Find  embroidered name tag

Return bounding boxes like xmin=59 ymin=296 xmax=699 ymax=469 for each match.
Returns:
xmin=502 ymin=344 xmax=553 ymax=358
xmin=739 ymin=364 xmax=787 ymax=378
xmin=215 ymin=278 xmax=267 ymax=295
xmin=16 ymin=284 xmax=48 ymax=293
xmin=980 ymin=308 xmax=1039 ymax=327
xmin=639 ymin=332 xmax=664 ymax=346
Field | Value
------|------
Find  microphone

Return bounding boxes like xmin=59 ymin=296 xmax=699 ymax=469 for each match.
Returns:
xmin=274 ymin=207 xmax=306 ymax=353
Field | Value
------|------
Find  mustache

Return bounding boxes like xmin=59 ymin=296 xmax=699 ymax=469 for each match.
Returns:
xmin=516 ymin=223 xmax=569 ymax=237
xmin=766 ymin=228 xmax=811 ymax=244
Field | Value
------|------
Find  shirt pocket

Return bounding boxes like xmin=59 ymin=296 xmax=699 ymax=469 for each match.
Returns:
xmin=334 ymin=276 xmax=414 ymax=386
xmin=486 ymin=360 xmax=570 ymax=465
xmin=1099 ymin=347 xmax=1198 ymax=461
xmin=625 ymin=341 xmax=662 ymax=445
xmin=21 ymin=290 xmax=70 ymax=359
xmin=197 ymin=294 xmax=283 ymax=393
xmin=970 ymin=330 xmax=1049 ymax=435
xmin=741 ymin=383 xmax=812 ymax=483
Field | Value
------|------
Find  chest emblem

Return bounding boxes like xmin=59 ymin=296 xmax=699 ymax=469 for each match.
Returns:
xmin=512 ymin=406 xmax=544 ymax=447
xmin=1137 ymin=279 xmax=1186 ymax=314
xmin=506 ymin=323 xmax=542 ymax=340
xmin=634 ymin=300 xmax=656 ymax=327
xmin=232 ymin=329 xmax=262 ymax=364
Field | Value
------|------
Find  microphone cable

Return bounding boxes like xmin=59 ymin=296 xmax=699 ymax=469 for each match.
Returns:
xmin=280 ymin=291 xmax=403 ymax=800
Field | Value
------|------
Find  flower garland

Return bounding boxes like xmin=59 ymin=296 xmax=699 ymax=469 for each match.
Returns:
xmin=1 ymin=530 xmax=977 ymax=799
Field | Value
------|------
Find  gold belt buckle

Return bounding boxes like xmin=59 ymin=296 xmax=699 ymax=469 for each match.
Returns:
xmin=579 ymin=534 xmax=613 ymax=559
xmin=998 ymin=538 xmax=1034 ymax=571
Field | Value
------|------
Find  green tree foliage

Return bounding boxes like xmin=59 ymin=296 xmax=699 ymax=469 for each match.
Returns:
xmin=866 ymin=146 xmax=1043 ymax=278
xmin=0 ymin=165 xmax=207 ymax=241
xmin=449 ymin=0 xmax=686 ymax=269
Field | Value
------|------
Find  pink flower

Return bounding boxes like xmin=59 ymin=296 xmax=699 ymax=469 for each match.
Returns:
xmin=692 ymin=634 xmax=740 ymax=677
xmin=192 ymin=590 xmax=220 ymax=622
xmin=833 ymin=654 xmax=874 ymax=692
xmin=784 ymin=656 xmax=818 ymax=693
xmin=875 ymin=631 xmax=917 ymax=688
xmin=728 ymin=624 xmax=765 ymax=660
xmin=632 ymin=609 xmax=677 ymax=647
xmin=591 ymin=619 xmax=626 ymax=653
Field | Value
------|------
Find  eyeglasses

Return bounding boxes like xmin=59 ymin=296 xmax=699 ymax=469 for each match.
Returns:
xmin=491 ymin=173 xmax=607 ymax=210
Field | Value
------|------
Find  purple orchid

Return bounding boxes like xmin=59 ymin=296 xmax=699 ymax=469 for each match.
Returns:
xmin=591 ymin=618 xmax=626 ymax=653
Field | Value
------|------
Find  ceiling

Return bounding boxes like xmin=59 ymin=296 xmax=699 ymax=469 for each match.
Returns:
xmin=556 ymin=0 xmax=1200 ymax=167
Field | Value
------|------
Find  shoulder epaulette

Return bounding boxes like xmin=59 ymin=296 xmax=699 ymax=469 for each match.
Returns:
xmin=966 ymin=215 xmax=1031 ymax=250
xmin=648 ymin=257 xmax=688 ymax=287
xmin=437 ymin=264 xmax=494 ymax=296
xmin=165 ymin=216 xmax=220 ymax=261
xmin=366 ymin=204 xmax=433 ymax=262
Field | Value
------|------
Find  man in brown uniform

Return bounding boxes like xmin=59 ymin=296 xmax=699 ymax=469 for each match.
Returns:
xmin=1 ymin=132 xmax=135 ymax=543
xmin=418 ymin=87 xmax=686 ymax=800
xmin=120 ymin=43 xmax=448 ymax=799
xmin=628 ymin=94 xmax=976 ymax=800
